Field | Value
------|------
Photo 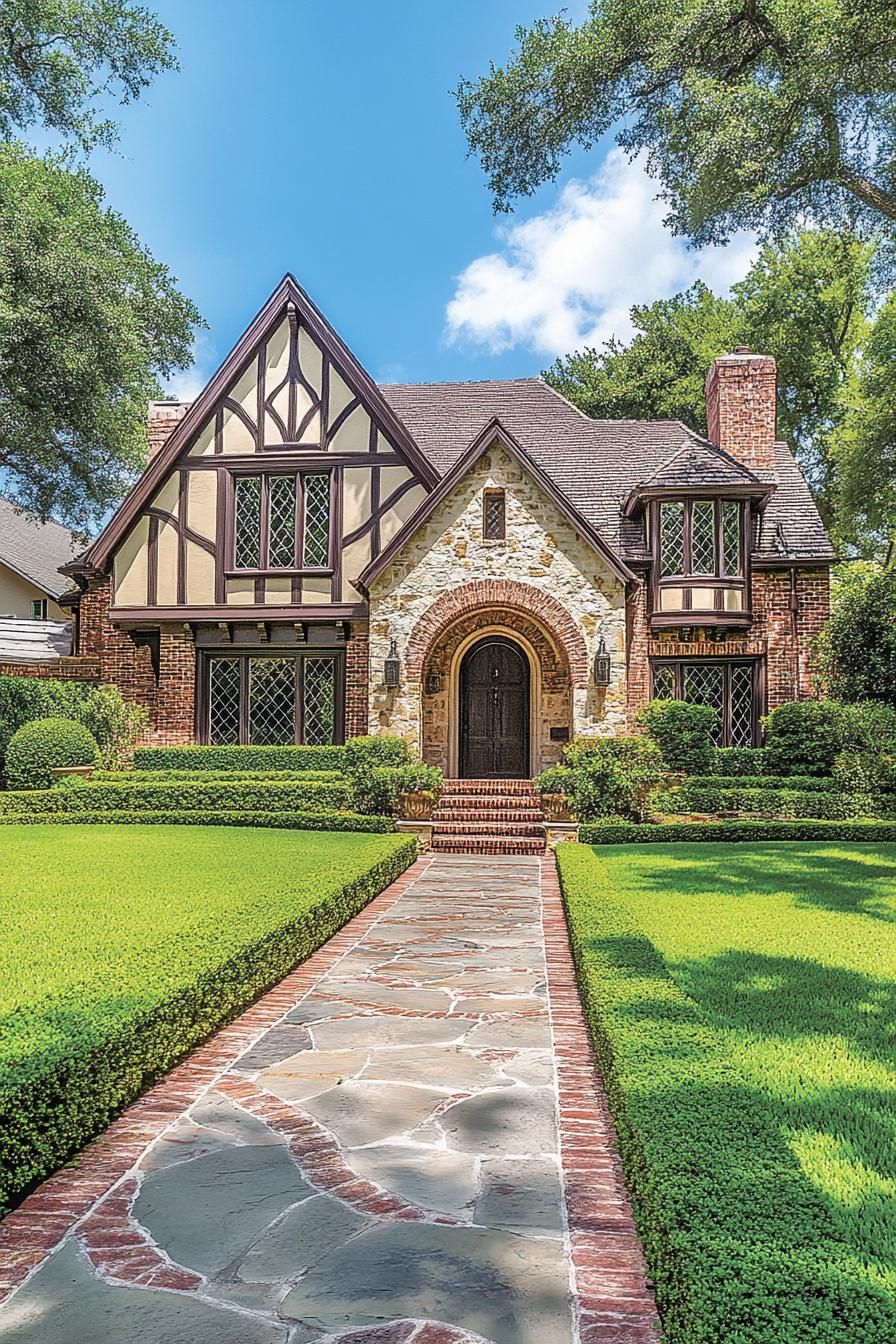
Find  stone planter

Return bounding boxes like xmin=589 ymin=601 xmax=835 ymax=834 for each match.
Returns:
xmin=50 ymin=764 xmax=96 ymax=782
xmin=398 ymin=789 xmax=437 ymax=821
xmin=540 ymin=792 xmax=576 ymax=823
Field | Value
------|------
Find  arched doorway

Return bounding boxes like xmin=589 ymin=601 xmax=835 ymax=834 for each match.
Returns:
xmin=460 ymin=636 xmax=530 ymax=778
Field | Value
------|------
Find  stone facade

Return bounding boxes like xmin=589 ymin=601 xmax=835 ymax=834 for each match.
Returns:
xmin=367 ymin=442 xmax=628 ymax=772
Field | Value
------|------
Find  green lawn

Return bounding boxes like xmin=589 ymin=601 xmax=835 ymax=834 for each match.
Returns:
xmin=0 ymin=824 xmax=415 ymax=1212
xmin=558 ymin=841 xmax=896 ymax=1344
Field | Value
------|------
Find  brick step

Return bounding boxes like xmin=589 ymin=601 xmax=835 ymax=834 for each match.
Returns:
xmin=440 ymin=779 xmax=536 ymax=797
xmin=431 ymin=833 xmax=546 ymax=855
xmin=434 ymin=807 xmax=544 ymax=823
xmin=438 ymin=790 xmax=538 ymax=804
xmin=433 ymin=821 xmax=545 ymax=838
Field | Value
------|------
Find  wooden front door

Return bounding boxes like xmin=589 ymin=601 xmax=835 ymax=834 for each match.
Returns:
xmin=460 ymin=636 xmax=529 ymax=778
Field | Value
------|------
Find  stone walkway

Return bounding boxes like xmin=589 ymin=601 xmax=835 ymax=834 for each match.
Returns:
xmin=0 ymin=855 xmax=659 ymax=1344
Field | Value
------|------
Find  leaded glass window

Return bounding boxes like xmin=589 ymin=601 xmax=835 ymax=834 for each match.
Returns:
xmin=652 ymin=665 xmax=676 ymax=699
xmin=691 ymin=501 xmax=716 ymax=573
xmin=729 ymin=663 xmax=754 ymax=747
xmin=249 ymin=658 xmax=296 ymax=745
xmin=234 ymin=476 xmax=262 ymax=568
xmin=268 ymin=475 xmax=297 ymax=568
xmin=722 ymin=501 xmax=741 ymax=574
xmin=483 ymin=489 xmax=506 ymax=540
xmin=683 ymin=664 xmax=725 ymax=744
xmin=660 ymin=502 xmax=685 ymax=576
xmin=302 ymin=658 xmax=336 ymax=745
xmin=208 ymin=659 xmax=241 ymax=745
xmin=649 ymin=660 xmax=757 ymax=746
xmin=302 ymin=474 xmax=330 ymax=568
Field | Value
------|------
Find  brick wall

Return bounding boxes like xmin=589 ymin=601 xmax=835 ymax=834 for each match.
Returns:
xmin=705 ymin=349 xmax=777 ymax=472
xmin=0 ymin=659 xmax=99 ymax=680
xmin=752 ymin=568 xmax=830 ymax=709
xmin=345 ymin=623 xmax=370 ymax=739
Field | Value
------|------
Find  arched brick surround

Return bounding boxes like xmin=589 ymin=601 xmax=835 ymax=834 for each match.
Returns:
xmin=420 ymin=607 xmax=573 ymax=774
xmin=406 ymin=580 xmax=589 ymax=688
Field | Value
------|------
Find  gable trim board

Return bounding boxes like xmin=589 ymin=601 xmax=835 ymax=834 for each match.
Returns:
xmin=355 ymin=417 xmax=637 ymax=595
xmin=80 ymin=274 xmax=439 ymax=575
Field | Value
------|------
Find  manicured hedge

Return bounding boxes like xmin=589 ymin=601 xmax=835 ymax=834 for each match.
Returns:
xmin=0 ymin=809 xmax=394 ymax=832
xmin=0 ymin=777 xmax=351 ymax=815
xmin=557 ymin=844 xmax=896 ymax=1342
xmin=89 ymin=768 xmax=345 ymax=784
xmin=661 ymin=783 xmax=876 ymax=819
xmin=5 ymin=717 xmax=99 ymax=789
xmin=580 ymin=818 xmax=896 ymax=844
xmin=712 ymin=746 xmax=771 ymax=775
xmin=132 ymin=744 xmax=347 ymax=771
xmin=0 ymin=826 xmax=415 ymax=1213
xmin=685 ymin=773 xmax=839 ymax=792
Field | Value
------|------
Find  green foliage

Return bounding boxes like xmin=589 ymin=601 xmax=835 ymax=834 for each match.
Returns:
xmin=686 ymin=774 xmax=839 ymax=792
xmin=560 ymin=734 xmax=665 ymax=821
xmin=457 ymin=3 xmax=896 ymax=242
xmin=0 ymin=776 xmax=351 ymax=815
xmin=132 ymin=744 xmax=347 ymax=771
xmin=90 ymin=768 xmax=344 ymax=784
xmin=713 ymin=746 xmax=771 ymax=776
xmin=658 ymin=781 xmax=876 ymax=821
xmin=638 ymin=698 xmax=717 ymax=774
xmin=831 ymin=301 xmax=896 ymax=551
xmin=350 ymin=762 xmax=443 ymax=817
xmin=0 ymin=143 xmax=201 ymax=527
xmin=816 ymin=566 xmax=896 ymax=703
xmin=0 ymin=809 xmax=395 ymax=833
xmin=580 ymin=818 xmax=896 ymax=845
xmin=0 ymin=675 xmax=148 ymax=771
xmin=764 ymin=698 xmax=896 ymax=775
xmin=0 ymin=0 xmax=176 ymax=152
xmin=343 ymin=735 xmax=413 ymax=772
xmin=5 ymin=717 xmax=99 ymax=790
xmin=557 ymin=841 xmax=896 ymax=1340
xmin=0 ymin=825 xmax=415 ymax=1212
xmin=533 ymin=764 xmax=575 ymax=797
xmin=833 ymin=750 xmax=896 ymax=795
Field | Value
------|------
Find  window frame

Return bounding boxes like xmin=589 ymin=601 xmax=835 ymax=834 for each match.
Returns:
xmin=30 ymin=598 xmax=48 ymax=620
xmin=482 ymin=488 xmax=507 ymax=541
xmin=226 ymin=469 xmax=334 ymax=577
xmin=199 ymin=649 xmax=345 ymax=746
xmin=656 ymin=497 xmax=744 ymax=579
xmin=650 ymin=496 xmax=750 ymax=626
xmin=649 ymin=657 xmax=763 ymax=747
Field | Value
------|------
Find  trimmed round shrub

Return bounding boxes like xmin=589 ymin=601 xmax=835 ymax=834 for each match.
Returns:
xmin=639 ymin=699 xmax=717 ymax=773
xmin=343 ymin=735 xmax=413 ymax=773
xmin=5 ymin=718 xmax=100 ymax=790
xmin=562 ymin=735 xmax=665 ymax=821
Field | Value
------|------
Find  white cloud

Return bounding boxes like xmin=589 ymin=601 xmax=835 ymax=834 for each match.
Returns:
xmin=162 ymin=331 xmax=218 ymax=402
xmin=445 ymin=150 xmax=757 ymax=357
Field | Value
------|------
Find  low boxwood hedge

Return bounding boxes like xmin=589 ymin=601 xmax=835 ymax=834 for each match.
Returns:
xmin=657 ymin=782 xmax=878 ymax=819
xmin=132 ymin=744 xmax=347 ymax=771
xmin=556 ymin=844 xmax=896 ymax=1342
xmin=0 ymin=826 xmax=415 ymax=1213
xmin=0 ymin=777 xmax=351 ymax=815
xmin=712 ymin=746 xmax=771 ymax=775
xmin=580 ymin=818 xmax=896 ymax=843
xmin=0 ymin=808 xmax=394 ymax=832
xmin=89 ymin=768 xmax=345 ymax=784
xmin=684 ymin=773 xmax=839 ymax=792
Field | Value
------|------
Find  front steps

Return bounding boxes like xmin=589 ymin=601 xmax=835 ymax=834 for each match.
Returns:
xmin=431 ymin=779 xmax=546 ymax=855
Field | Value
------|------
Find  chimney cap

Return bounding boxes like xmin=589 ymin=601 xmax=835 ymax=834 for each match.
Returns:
xmin=733 ymin=345 xmax=752 ymax=354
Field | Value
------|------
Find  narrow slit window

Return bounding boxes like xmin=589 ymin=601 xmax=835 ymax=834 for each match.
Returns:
xmin=483 ymin=489 xmax=506 ymax=540
xmin=302 ymin=474 xmax=331 ymax=568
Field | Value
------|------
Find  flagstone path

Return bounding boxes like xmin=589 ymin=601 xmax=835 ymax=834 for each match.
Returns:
xmin=0 ymin=854 xmax=660 ymax=1344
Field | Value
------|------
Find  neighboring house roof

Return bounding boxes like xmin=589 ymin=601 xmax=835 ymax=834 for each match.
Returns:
xmin=0 ymin=498 xmax=80 ymax=599
xmin=357 ymin=417 xmax=637 ymax=593
xmin=379 ymin=378 xmax=834 ymax=563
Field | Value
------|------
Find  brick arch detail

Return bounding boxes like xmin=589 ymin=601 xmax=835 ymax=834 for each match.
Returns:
xmin=406 ymin=580 xmax=589 ymax=687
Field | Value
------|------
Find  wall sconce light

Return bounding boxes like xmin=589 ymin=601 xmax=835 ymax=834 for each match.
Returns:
xmin=425 ymin=669 xmax=442 ymax=696
xmin=593 ymin=635 xmax=611 ymax=688
xmin=384 ymin=637 xmax=401 ymax=689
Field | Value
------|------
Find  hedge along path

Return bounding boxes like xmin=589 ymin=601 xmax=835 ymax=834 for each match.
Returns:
xmin=0 ymin=852 xmax=660 ymax=1344
xmin=0 ymin=825 xmax=416 ymax=1216
xmin=0 ymin=777 xmax=353 ymax=815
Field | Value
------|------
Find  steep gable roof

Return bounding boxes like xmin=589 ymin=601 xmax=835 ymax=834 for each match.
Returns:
xmin=81 ymin=275 xmax=439 ymax=572
xmin=356 ymin=417 xmax=636 ymax=593
xmin=0 ymin=499 xmax=80 ymax=598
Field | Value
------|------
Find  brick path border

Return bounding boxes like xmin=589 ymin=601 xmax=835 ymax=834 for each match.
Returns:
xmin=540 ymin=856 xmax=662 ymax=1343
xmin=0 ymin=856 xmax=431 ymax=1304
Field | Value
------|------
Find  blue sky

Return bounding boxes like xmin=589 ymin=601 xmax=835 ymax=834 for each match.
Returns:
xmin=90 ymin=0 xmax=755 ymax=396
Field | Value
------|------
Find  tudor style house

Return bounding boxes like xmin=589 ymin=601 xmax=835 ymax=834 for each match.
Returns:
xmin=59 ymin=275 xmax=833 ymax=778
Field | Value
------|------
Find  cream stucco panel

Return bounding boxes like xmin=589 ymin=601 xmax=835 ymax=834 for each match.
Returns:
xmin=151 ymin=474 xmax=179 ymax=517
xmin=226 ymin=577 xmax=255 ymax=606
xmin=156 ymin=521 xmax=179 ymax=605
xmin=222 ymin=402 xmax=255 ymax=454
xmin=327 ymin=367 xmax=355 ymax=424
xmin=185 ymin=540 xmax=215 ymax=604
xmin=297 ymin=408 xmax=320 ymax=445
xmin=379 ymin=466 xmax=413 ymax=496
xmin=379 ymin=484 xmax=428 ymax=548
xmin=301 ymin=577 xmax=331 ymax=605
xmin=187 ymin=470 xmax=217 ymax=542
xmin=113 ymin=517 xmax=149 ymax=606
xmin=328 ymin=402 xmax=370 ymax=454
xmin=265 ymin=576 xmax=292 ymax=604
xmin=341 ymin=534 xmax=371 ymax=602
xmin=188 ymin=419 xmax=216 ymax=458
xmin=221 ymin=363 xmax=257 ymax=453
xmin=265 ymin=319 xmax=290 ymax=386
xmin=343 ymin=467 xmax=372 ymax=532
xmin=298 ymin=327 xmax=322 ymax=398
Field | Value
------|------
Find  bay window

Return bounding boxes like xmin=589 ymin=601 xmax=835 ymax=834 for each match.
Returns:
xmin=652 ymin=497 xmax=749 ymax=625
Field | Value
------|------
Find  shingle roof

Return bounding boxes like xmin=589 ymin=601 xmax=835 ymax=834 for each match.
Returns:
xmin=0 ymin=498 xmax=81 ymax=598
xmin=635 ymin=438 xmax=762 ymax=490
xmin=379 ymin=377 xmax=833 ymax=562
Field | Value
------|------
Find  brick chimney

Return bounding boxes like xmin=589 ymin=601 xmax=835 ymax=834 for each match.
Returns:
xmin=705 ymin=348 xmax=777 ymax=472
xmin=147 ymin=400 xmax=192 ymax=459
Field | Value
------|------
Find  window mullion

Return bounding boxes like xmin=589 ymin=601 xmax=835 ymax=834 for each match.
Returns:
xmin=259 ymin=477 xmax=271 ymax=569
xmin=239 ymin=657 xmax=249 ymax=745
xmin=297 ymin=476 xmax=305 ymax=569
xmin=295 ymin=656 xmax=303 ymax=744
xmin=683 ymin=502 xmax=693 ymax=576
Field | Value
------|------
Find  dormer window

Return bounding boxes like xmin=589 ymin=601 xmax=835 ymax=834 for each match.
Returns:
xmin=659 ymin=499 xmax=742 ymax=578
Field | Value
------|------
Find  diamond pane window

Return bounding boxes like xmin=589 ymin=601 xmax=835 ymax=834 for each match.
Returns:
xmin=268 ymin=476 xmax=297 ymax=568
xmin=302 ymin=474 xmax=330 ymax=568
xmin=659 ymin=501 xmax=685 ymax=576
xmin=249 ymin=658 xmax=296 ymax=745
xmin=483 ymin=490 xmax=506 ymax=540
xmin=652 ymin=665 xmax=676 ymax=699
xmin=208 ymin=659 xmax=241 ymax=745
xmin=302 ymin=657 xmax=336 ymax=745
xmin=722 ymin=501 xmax=741 ymax=574
xmin=729 ymin=664 xmax=754 ymax=746
xmin=234 ymin=476 xmax=262 ymax=568
xmin=683 ymin=663 xmax=725 ymax=744
xmin=691 ymin=501 xmax=716 ymax=573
